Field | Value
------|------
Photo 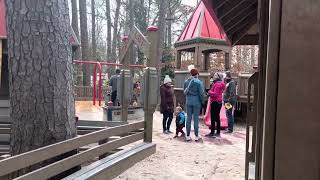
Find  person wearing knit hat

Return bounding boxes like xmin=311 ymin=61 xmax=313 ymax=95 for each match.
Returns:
xmin=163 ymin=75 xmax=172 ymax=84
xmin=183 ymin=65 xmax=205 ymax=142
xmin=160 ymin=75 xmax=174 ymax=134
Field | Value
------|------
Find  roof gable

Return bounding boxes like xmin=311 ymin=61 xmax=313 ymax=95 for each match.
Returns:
xmin=177 ymin=0 xmax=229 ymax=44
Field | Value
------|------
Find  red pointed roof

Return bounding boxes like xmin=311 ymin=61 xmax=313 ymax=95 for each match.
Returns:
xmin=0 ymin=0 xmax=79 ymax=46
xmin=176 ymin=0 xmax=229 ymax=45
xmin=0 ymin=0 xmax=6 ymax=39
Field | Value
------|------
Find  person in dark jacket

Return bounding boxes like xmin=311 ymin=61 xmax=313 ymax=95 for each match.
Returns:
xmin=160 ymin=75 xmax=174 ymax=134
xmin=109 ymin=69 xmax=121 ymax=106
xmin=224 ymin=71 xmax=237 ymax=133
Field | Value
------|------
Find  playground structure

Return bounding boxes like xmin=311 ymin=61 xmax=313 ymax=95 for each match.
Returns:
xmin=0 ymin=0 xmax=319 ymax=179
xmin=0 ymin=0 xmax=160 ymax=176
xmin=173 ymin=0 xmax=254 ymax=123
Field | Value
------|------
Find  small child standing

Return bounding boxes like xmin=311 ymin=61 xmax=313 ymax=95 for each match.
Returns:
xmin=174 ymin=105 xmax=185 ymax=138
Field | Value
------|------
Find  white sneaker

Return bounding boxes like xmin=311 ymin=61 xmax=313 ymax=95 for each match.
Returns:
xmin=195 ymin=136 xmax=202 ymax=142
xmin=185 ymin=136 xmax=191 ymax=141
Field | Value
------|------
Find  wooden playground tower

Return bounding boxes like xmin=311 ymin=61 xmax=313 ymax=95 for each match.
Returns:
xmin=174 ymin=0 xmax=232 ymax=103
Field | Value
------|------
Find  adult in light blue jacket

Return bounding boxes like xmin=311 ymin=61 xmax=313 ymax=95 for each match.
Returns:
xmin=183 ymin=65 xmax=205 ymax=142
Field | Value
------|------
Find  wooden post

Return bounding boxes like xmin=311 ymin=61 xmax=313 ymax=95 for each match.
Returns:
xmin=143 ymin=26 xmax=158 ymax=142
xmin=204 ymin=52 xmax=210 ymax=71
xmin=118 ymin=36 xmax=130 ymax=122
xmin=224 ymin=52 xmax=231 ymax=71
xmin=146 ymin=26 xmax=158 ymax=67
xmin=176 ymin=50 xmax=182 ymax=69
xmin=119 ymin=69 xmax=131 ymax=122
xmin=194 ymin=46 xmax=202 ymax=70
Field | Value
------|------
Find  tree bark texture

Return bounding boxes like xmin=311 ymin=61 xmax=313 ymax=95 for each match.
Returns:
xmin=156 ymin=0 xmax=168 ymax=65
xmin=106 ymin=0 xmax=112 ymax=61
xmin=71 ymin=0 xmax=81 ymax=60
xmin=5 ymin=0 xmax=76 ymax=156
xmin=91 ymin=0 xmax=97 ymax=60
xmin=79 ymin=0 xmax=90 ymax=86
xmin=111 ymin=0 xmax=121 ymax=61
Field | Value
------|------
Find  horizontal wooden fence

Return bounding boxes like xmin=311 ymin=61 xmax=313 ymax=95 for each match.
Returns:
xmin=74 ymin=86 xmax=109 ymax=101
xmin=0 ymin=121 xmax=155 ymax=180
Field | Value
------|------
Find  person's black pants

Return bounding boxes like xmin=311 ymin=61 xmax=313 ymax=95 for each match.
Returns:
xmin=111 ymin=91 xmax=117 ymax=106
xmin=175 ymin=121 xmax=185 ymax=135
xmin=162 ymin=111 xmax=173 ymax=132
xmin=211 ymin=101 xmax=222 ymax=135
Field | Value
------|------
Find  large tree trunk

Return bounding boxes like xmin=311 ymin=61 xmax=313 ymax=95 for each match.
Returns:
xmin=6 ymin=0 xmax=76 ymax=158
xmin=157 ymin=0 xmax=168 ymax=65
xmin=111 ymin=0 xmax=121 ymax=61
xmin=79 ymin=0 xmax=90 ymax=86
xmin=91 ymin=0 xmax=97 ymax=60
xmin=71 ymin=0 xmax=81 ymax=60
xmin=106 ymin=0 xmax=112 ymax=61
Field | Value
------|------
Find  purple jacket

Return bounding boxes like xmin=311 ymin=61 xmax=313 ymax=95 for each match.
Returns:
xmin=208 ymin=81 xmax=225 ymax=102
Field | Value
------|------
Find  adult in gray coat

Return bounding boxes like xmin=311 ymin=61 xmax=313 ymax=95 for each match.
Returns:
xmin=223 ymin=71 xmax=237 ymax=133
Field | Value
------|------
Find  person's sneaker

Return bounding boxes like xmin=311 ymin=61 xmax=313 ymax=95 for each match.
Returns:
xmin=185 ymin=136 xmax=191 ymax=142
xmin=163 ymin=130 xmax=168 ymax=134
xmin=205 ymin=133 xmax=215 ymax=137
xmin=167 ymin=130 xmax=173 ymax=134
xmin=224 ymin=130 xmax=233 ymax=134
xmin=215 ymin=133 xmax=221 ymax=137
xmin=195 ymin=136 xmax=202 ymax=142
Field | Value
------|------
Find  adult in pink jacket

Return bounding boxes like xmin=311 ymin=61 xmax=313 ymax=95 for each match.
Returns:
xmin=206 ymin=72 xmax=225 ymax=138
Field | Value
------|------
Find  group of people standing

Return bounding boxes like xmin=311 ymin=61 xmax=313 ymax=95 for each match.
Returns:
xmin=160 ymin=65 xmax=237 ymax=142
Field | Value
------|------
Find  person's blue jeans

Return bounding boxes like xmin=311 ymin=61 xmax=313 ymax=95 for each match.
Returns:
xmin=225 ymin=100 xmax=236 ymax=132
xmin=186 ymin=104 xmax=201 ymax=137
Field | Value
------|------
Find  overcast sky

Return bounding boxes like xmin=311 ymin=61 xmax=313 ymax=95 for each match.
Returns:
xmin=182 ymin=0 xmax=198 ymax=7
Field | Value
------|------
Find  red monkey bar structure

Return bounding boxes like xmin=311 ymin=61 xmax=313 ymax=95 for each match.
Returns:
xmin=73 ymin=60 xmax=146 ymax=106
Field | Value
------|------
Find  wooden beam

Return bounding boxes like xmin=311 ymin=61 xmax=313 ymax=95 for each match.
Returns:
xmin=222 ymin=1 xmax=258 ymax=26
xmin=218 ymin=0 xmax=249 ymax=20
xmin=0 ymin=121 xmax=144 ymax=177
xmin=235 ymin=34 xmax=259 ymax=45
xmin=214 ymin=0 xmax=229 ymax=12
xmin=225 ymin=9 xmax=258 ymax=33
xmin=17 ymin=133 xmax=144 ymax=180
xmin=228 ymin=13 xmax=257 ymax=36
xmin=231 ymin=15 xmax=258 ymax=45
xmin=63 ymin=143 xmax=156 ymax=180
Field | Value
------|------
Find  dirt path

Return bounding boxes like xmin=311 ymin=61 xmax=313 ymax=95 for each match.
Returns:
xmin=115 ymin=111 xmax=246 ymax=180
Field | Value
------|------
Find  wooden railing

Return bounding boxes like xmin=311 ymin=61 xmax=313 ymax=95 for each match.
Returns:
xmin=245 ymin=72 xmax=259 ymax=180
xmin=74 ymin=86 xmax=109 ymax=100
xmin=0 ymin=121 xmax=154 ymax=179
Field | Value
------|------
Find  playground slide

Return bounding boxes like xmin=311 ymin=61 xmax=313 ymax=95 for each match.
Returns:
xmin=204 ymin=97 xmax=228 ymax=129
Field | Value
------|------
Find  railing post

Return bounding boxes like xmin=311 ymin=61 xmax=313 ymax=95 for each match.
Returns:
xmin=119 ymin=69 xmax=131 ymax=122
xmin=93 ymin=64 xmax=97 ymax=105
xmin=98 ymin=63 xmax=102 ymax=106
xmin=118 ymin=36 xmax=131 ymax=122
xmin=143 ymin=26 xmax=159 ymax=142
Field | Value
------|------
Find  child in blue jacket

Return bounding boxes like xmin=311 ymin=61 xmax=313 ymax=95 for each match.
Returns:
xmin=174 ymin=105 xmax=185 ymax=138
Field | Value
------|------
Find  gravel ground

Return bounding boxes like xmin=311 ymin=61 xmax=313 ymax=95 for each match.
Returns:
xmin=115 ymin=111 xmax=246 ymax=180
